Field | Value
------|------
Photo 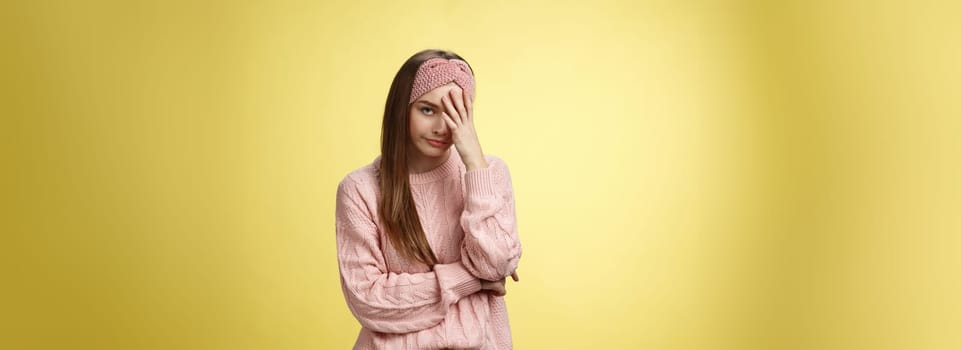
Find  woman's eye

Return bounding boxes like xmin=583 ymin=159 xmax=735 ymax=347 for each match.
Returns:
xmin=421 ymin=107 xmax=434 ymax=115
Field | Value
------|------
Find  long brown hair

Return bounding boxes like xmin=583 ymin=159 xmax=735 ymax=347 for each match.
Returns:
xmin=378 ymin=49 xmax=474 ymax=266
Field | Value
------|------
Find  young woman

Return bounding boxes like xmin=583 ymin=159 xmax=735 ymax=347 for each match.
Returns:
xmin=334 ymin=49 xmax=522 ymax=349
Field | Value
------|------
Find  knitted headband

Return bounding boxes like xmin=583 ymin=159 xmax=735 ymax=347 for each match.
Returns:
xmin=408 ymin=57 xmax=475 ymax=104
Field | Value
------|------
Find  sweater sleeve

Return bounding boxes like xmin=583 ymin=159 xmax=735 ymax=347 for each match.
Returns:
xmin=335 ymin=177 xmax=482 ymax=334
xmin=459 ymin=156 xmax=523 ymax=281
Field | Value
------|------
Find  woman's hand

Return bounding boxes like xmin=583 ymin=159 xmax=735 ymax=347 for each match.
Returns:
xmin=480 ymin=278 xmax=506 ymax=296
xmin=479 ymin=271 xmax=520 ymax=297
xmin=441 ymin=87 xmax=488 ymax=171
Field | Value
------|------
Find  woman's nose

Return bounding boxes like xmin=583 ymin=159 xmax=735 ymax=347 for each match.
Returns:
xmin=433 ymin=117 xmax=448 ymax=135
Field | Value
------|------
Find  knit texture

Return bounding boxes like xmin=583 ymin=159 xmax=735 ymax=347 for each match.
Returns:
xmin=335 ymin=148 xmax=521 ymax=350
xmin=409 ymin=57 xmax=475 ymax=104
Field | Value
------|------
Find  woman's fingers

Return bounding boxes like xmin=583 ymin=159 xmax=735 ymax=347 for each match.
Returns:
xmin=441 ymin=95 xmax=461 ymax=125
xmin=450 ymin=88 xmax=467 ymax=121
xmin=463 ymin=89 xmax=473 ymax=121
xmin=441 ymin=111 xmax=457 ymax=131
xmin=492 ymin=279 xmax=506 ymax=296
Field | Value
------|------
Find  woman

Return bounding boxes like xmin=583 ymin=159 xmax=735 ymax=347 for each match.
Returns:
xmin=334 ymin=49 xmax=522 ymax=349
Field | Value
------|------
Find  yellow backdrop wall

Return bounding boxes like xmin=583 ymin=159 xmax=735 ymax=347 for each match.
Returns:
xmin=2 ymin=1 xmax=959 ymax=349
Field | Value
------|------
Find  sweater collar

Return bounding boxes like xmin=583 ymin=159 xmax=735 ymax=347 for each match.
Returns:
xmin=409 ymin=148 xmax=461 ymax=184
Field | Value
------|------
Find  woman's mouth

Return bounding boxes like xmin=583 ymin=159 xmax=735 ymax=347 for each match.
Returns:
xmin=426 ymin=139 xmax=449 ymax=148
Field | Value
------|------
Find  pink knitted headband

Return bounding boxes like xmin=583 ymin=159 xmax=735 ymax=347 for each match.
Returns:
xmin=408 ymin=57 xmax=475 ymax=104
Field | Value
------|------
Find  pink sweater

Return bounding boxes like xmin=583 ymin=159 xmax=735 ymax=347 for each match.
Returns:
xmin=335 ymin=148 xmax=522 ymax=350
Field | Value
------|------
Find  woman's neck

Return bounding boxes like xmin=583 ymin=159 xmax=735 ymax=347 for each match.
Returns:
xmin=408 ymin=149 xmax=452 ymax=174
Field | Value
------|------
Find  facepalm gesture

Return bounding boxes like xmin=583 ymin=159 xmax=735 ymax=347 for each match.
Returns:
xmin=441 ymin=87 xmax=488 ymax=171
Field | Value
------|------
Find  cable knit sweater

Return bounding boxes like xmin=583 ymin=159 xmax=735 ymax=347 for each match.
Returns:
xmin=335 ymin=148 xmax=522 ymax=350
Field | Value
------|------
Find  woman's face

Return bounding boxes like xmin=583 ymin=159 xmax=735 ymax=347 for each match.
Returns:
xmin=408 ymin=82 xmax=460 ymax=160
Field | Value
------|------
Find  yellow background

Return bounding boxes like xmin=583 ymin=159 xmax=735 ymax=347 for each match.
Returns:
xmin=3 ymin=0 xmax=959 ymax=349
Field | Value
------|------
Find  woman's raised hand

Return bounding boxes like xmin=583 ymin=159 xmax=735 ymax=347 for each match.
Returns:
xmin=441 ymin=87 xmax=488 ymax=171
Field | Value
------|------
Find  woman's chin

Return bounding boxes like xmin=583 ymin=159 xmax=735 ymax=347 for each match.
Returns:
xmin=428 ymin=150 xmax=448 ymax=157
xmin=422 ymin=145 xmax=449 ymax=156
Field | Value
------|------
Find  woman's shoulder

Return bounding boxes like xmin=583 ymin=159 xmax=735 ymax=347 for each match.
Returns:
xmin=466 ymin=154 xmax=514 ymax=190
xmin=482 ymin=154 xmax=507 ymax=167
xmin=478 ymin=154 xmax=512 ymax=175
xmin=338 ymin=156 xmax=380 ymax=193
